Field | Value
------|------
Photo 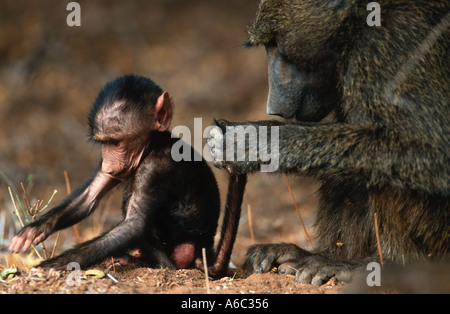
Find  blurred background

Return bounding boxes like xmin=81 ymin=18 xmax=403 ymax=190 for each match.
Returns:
xmin=0 ymin=0 xmax=319 ymax=267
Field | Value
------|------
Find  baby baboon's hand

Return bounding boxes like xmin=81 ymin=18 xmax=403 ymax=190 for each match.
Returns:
xmin=9 ymin=223 xmax=49 ymax=253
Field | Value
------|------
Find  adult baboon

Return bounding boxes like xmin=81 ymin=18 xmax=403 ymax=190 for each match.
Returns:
xmin=208 ymin=0 xmax=449 ymax=285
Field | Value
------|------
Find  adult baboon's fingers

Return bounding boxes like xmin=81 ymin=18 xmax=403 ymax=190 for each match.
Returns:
xmin=277 ymin=262 xmax=298 ymax=276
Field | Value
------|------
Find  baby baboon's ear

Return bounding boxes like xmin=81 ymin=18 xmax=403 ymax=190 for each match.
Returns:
xmin=153 ymin=91 xmax=172 ymax=131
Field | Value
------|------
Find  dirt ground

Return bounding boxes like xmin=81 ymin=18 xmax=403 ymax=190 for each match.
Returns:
xmin=0 ymin=264 xmax=344 ymax=294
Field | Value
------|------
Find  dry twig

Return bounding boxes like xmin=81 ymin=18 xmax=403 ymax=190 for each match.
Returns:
xmin=373 ymin=213 xmax=383 ymax=267
xmin=284 ymin=175 xmax=314 ymax=249
xmin=247 ymin=204 xmax=255 ymax=245
xmin=202 ymin=248 xmax=211 ymax=294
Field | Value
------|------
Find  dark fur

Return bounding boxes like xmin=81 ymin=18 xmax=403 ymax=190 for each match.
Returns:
xmin=13 ymin=76 xmax=221 ymax=270
xmin=89 ymin=75 xmax=162 ymax=122
xmin=14 ymin=75 xmax=248 ymax=277
xmin=39 ymin=133 xmax=221 ymax=270
xmin=212 ymin=0 xmax=449 ymax=284
xmin=196 ymin=173 xmax=247 ymax=277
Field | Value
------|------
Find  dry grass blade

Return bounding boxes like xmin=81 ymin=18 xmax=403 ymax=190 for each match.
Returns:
xmin=64 ymin=170 xmax=82 ymax=243
xmin=284 ymin=175 xmax=314 ymax=249
xmin=20 ymin=183 xmax=32 ymax=215
xmin=247 ymin=204 xmax=255 ymax=245
xmin=14 ymin=194 xmax=31 ymax=225
xmin=8 ymin=186 xmax=43 ymax=260
xmin=10 ymin=183 xmax=59 ymax=261
xmin=8 ymin=187 xmax=24 ymax=228
xmin=63 ymin=170 xmax=72 ymax=194
xmin=202 ymin=248 xmax=211 ymax=294
xmin=50 ymin=231 xmax=61 ymax=259
xmin=37 ymin=190 xmax=57 ymax=214
xmin=373 ymin=213 xmax=383 ymax=267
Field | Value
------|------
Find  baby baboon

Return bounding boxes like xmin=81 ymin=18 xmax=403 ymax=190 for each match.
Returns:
xmin=10 ymin=75 xmax=246 ymax=276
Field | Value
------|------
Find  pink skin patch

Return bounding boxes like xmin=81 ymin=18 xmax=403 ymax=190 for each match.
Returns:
xmin=171 ymin=243 xmax=195 ymax=269
xmin=106 ymin=246 xmax=195 ymax=269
